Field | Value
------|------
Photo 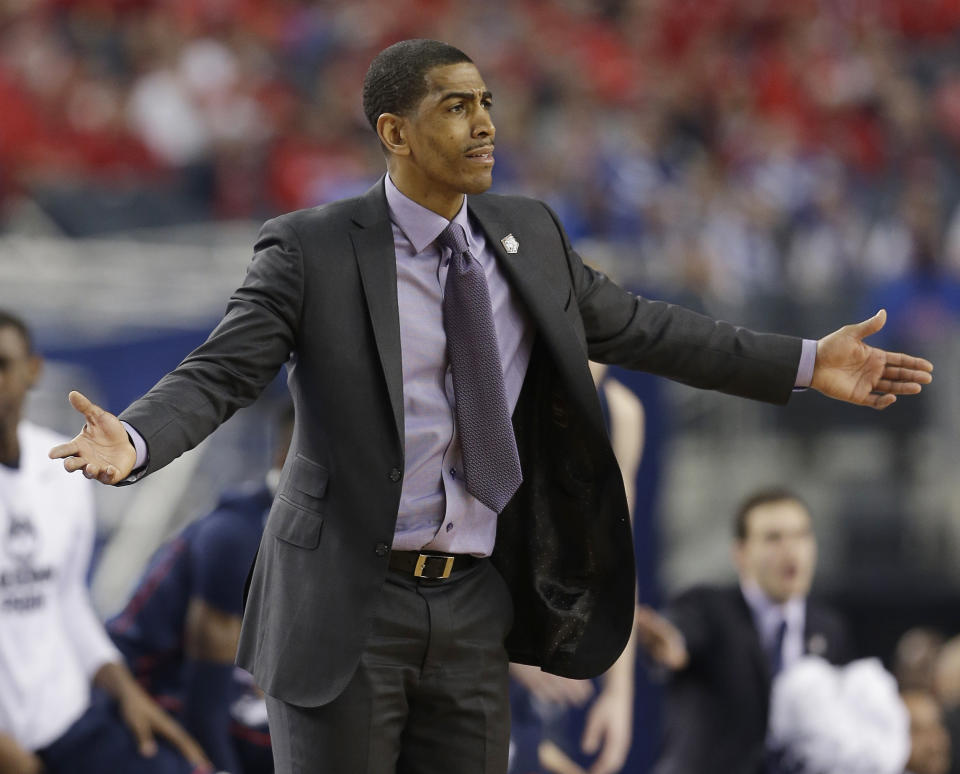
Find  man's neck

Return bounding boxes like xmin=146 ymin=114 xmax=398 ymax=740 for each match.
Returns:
xmin=387 ymin=166 xmax=464 ymax=220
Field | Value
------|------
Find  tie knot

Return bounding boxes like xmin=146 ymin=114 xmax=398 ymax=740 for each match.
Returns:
xmin=437 ymin=222 xmax=469 ymax=256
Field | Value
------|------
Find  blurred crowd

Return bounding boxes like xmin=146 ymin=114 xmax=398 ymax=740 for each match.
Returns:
xmin=893 ymin=627 xmax=960 ymax=774
xmin=2 ymin=0 xmax=960 ymax=316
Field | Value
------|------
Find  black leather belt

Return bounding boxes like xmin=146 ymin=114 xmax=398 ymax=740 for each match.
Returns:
xmin=388 ymin=551 xmax=481 ymax=580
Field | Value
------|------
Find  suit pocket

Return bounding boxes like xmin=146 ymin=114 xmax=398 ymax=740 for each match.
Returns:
xmin=286 ymin=453 xmax=328 ymax=502
xmin=267 ymin=496 xmax=323 ymax=549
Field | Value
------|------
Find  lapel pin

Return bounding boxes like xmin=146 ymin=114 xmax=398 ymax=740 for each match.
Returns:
xmin=501 ymin=234 xmax=519 ymax=254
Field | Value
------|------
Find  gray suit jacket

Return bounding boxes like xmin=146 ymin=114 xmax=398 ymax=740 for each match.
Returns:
xmin=119 ymin=178 xmax=802 ymax=707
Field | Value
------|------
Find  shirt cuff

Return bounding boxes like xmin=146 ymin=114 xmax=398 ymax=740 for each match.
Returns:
xmin=120 ymin=420 xmax=148 ymax=470
xmin=794 ymin=338 xmax=817 ymax=390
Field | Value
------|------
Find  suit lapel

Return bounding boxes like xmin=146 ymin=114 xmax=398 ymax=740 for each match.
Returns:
xmin=468 ymin=196 xmax=567 ymax=338
xmin=467 ymin=196 xmax=601 ymax=423
xmin=350 ymin=179 xmax=404 ymax=445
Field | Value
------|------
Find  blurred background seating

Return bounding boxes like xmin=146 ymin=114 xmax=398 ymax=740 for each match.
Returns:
xmin=3 ymin=1 xmax=960 ymax=770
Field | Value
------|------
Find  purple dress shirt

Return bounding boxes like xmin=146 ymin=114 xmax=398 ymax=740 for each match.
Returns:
xmin=385 ymin=175 xmax=534 ymax=556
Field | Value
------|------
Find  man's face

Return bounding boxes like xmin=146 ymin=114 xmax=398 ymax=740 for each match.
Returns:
xmin=735 ymin=499 xmax=817 ymax=603
xmin=399 ymin=62 xmax=496 ymax=200
xmin=0 ymin=326 xmax=39 ymax=427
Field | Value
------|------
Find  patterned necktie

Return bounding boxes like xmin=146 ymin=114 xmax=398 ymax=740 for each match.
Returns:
xmin=438 ymin=222 xmax=522 ymax=513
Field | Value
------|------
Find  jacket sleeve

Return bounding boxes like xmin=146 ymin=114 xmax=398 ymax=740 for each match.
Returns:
xmin=539 ymin=202 xmax=803 ymax=405
xmin=119 ymin=215 xmax=304 ymax=475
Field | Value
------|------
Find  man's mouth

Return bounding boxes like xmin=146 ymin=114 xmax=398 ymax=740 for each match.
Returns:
xmin=465 ymin=146 xmax=495 ymax=164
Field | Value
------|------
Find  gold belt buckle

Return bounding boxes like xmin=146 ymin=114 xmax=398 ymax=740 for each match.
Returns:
xmin=413 ymin=553 xmax=455 ymax=579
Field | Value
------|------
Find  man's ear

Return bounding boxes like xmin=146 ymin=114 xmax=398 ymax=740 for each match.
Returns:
xmin=376 ymin=113 xmax=410 ymax=157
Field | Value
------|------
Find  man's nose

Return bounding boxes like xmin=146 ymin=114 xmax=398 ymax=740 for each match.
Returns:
xmin=473 ymin=113 xmax=494 ymax=139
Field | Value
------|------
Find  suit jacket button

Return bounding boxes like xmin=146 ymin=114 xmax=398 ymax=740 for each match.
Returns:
xmin=375 ymin=542 xmax=389 ymax=557
xmin=389 ymin=467 xmax=402 ymax=482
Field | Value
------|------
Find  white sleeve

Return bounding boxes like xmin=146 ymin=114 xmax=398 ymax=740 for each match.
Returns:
xmin=58 ymin=481 xmax=122 ymax=678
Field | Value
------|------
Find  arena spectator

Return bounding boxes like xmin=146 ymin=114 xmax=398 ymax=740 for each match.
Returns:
xmin=0 ymin=309 xmax=210 ymax=774
xmin=634 ymin=488 xmax=853 ymax=774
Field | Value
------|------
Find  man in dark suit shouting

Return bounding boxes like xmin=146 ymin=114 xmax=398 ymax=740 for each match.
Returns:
xmin=49 ymin=39 xmax=931 ymax=774
xmin=635 ymin=489 xmax=854 ymax=774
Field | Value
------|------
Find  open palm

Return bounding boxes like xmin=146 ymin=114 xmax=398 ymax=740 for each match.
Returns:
xmin=48 ymin=391 xmax=136 ymax=484
xmin=811 ymin=310 xmax=933 ymax=410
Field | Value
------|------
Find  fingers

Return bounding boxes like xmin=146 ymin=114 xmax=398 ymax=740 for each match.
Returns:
xmin=581 ymin=712 xmax=603 ymax=756
xmin=68 ymin=390 xmax=105 ymax=422
xmin=588 ymin=747 xmax=621 ymax=774
xmin=62 ymin=458 xmax=119 ymax=483
xmin=869 ymin=359 xmax=934 ymax=399
xmin=882 ymin=360 xmax=934 ymax=383
xmin=536 ymin=676 xmax=594 ymax=706
xmin=582 ymin=709 xmax=628 ymax=774
xmin=866 ymin=393 xmax=897 ymax=411
xmin=874 ymin=379 xmax=921 ymax=395
xmin=544 ymin=677 xmax=592 ymax=707
xmin=154 ymin=717 xmax=211 ymax=768
xmin=48 ymin=440 xmax=79 ymax=460
xmin=126 ymin=714 xmax=158 ymax=758
xmin=884 ymin=350 xmax=934 ymax=372
xmin=634 ymin=605 xmax=671 ymax=643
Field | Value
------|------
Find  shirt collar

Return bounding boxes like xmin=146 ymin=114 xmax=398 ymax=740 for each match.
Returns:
xmin=384 ymin=174 xmax=475 ymax=255
xmin=740 ymin=578 xmax=805 ymax=633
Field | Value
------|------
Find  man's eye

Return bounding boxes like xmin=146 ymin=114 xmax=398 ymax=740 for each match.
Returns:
xmin=450 ymin=103 xmax=464 ymax=113
xmin=482 ymin=100 xmax=493 ymax=110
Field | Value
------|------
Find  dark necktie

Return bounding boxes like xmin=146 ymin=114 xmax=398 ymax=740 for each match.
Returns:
xmin=767 ymin=618 xmax=788 ymax=678
xmin=438 ymin=222 xmax=522 ymax=513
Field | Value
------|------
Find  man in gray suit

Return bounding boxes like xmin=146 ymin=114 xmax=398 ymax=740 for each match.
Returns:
xmin=49 ymin=39 xmax=932 ymax=774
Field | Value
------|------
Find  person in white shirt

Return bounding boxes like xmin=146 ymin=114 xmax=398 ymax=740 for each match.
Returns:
xmin=0 ymin=309 xmax=211 ymax=774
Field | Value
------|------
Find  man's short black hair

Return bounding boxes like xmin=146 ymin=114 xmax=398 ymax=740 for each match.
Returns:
xmin=733 ymin=487 xmax=809 ymax=541
xmin=0 ymin=309 xmax=34 ymax=354
xmin=362 ymin=39 xmax=473 ymax=133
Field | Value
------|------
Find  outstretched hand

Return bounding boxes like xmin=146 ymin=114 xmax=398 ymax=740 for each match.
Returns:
xmin=48 ymin=391 xmax=136 ymax=485
xmin=634 ymin=605 xmax=689 ymax=671
xmin=811 ymin=310 xmax=933 ymax=410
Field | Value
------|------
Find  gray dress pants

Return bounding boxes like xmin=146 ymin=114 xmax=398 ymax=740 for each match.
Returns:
xmin=266 ymin=558 xmax=514 ymax=774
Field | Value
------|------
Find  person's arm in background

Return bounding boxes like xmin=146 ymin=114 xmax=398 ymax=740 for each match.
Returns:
xmin=577 ymin=371 xmax=644 ymax=774
xmin=0 ymin=734 xmax=43 ymax=774
xmin=57 ymin=478 xmax=210 ymax=770
xmin=633 ymin=606 xmax=690 ymax=672
xmin=180 ymin=511 xmax=261 ymax=773
xmin=578 ymin=621 xmax=636 ymax=774
xmin=92 ymin=662 xmax=210 ymax=770
xmin=633 ymin=584 xmax=727 ymax=675
xmin=182 ymin=600 xmax=242 ymax=774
